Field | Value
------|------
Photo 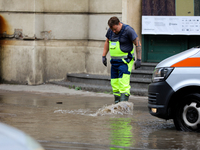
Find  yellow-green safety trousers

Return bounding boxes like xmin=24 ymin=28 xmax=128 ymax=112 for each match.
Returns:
xmin=109 ymin=40 xmax=134 ymax=97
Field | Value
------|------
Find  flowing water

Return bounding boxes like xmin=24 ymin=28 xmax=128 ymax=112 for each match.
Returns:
xmin=1 ymin=90 xmax=200 ymax=150
xmin=54 ymin=101 xmax=134 ymax=116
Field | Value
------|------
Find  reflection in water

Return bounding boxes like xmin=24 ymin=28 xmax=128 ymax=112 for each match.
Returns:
xmin=54 ymin=109 xmax=92 ymax=115
xmin=1 ymin=91 xmax=200 ymax=149
xmin=0 ymin=96 xmax=3 ymax=103
xmin=148 ymin=129 xmax=200 ymax=149
xmin=109 ymin=118 xmax=135 ymax=150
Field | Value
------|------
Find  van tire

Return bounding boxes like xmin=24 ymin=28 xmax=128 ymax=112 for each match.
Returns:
xmin=173 ymin=93 xmax=200 ymax=132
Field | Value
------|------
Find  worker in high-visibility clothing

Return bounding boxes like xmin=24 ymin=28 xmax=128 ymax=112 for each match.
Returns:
xmin=102 ymin=16 xmax=142 ymax=103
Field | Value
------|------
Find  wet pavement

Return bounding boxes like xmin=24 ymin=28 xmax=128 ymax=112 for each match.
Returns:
xmin=0 ymin=87 xmax=200 ymax=150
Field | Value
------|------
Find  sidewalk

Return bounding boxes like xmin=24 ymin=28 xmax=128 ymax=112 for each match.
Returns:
xmin=0 ymin=83 xmax=147 ymax=100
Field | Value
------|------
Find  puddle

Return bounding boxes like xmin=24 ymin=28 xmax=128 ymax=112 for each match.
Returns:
xmin=54 ymin=109 xmax=92 ymax=115
xmin=1 ymin=91 xmax=200 ymax=150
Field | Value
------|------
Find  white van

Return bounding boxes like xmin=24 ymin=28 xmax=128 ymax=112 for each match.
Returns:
xmin=148 ymin=46 xmax=200 ymax=132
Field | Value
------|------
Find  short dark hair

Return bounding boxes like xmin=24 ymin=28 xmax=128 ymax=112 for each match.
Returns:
xmin=108 ymin=17 xmax=120 ymax=28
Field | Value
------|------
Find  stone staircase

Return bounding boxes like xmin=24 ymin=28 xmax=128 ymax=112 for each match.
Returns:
xmin=50 ymin=62 xmax=157 ymax=96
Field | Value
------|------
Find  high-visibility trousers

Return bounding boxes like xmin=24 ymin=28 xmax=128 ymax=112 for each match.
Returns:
xmin=110 ymin=59 xmax=134 ymax=97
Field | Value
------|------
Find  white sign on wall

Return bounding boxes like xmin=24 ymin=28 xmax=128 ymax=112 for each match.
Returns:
xmin=142 ymin=16 xmax=200 ymax=35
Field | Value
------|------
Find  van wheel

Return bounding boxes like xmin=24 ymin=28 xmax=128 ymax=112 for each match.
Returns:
xmin=173 ymin=93 xmax=200 ymax=132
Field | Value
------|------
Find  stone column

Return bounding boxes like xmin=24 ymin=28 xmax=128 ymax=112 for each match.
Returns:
xmin=122 ymin=0 xmax=142 ymax=61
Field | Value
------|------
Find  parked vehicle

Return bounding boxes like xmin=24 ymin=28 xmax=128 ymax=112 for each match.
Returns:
xmin=148 ymin=46 xmax=200 ymax=132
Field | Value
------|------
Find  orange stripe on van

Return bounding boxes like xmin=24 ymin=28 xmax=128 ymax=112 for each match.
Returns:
xmin=171 ymin=57 xmax=200 ymax=67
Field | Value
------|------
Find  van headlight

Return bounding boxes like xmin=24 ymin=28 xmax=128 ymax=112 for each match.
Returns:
xmin=152 ymin=67 xmax=174 ymax=82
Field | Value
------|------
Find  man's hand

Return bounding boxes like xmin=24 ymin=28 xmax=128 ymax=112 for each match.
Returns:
xmin=134 ymin=59 xmax=141 ymax=69
xmin=102 ymin=56 xmax=107 ymax=67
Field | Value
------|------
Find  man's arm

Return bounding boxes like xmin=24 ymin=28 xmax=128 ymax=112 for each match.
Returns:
xmin=133 ymin=37 xmax=142 ymax=69
xmin=133 ymin=37 xmax=142 ymax=59
xmin=102 ymin=38 xmax=109 ymax=66
xmin=102 ymin=38 xmax=109 ymax=56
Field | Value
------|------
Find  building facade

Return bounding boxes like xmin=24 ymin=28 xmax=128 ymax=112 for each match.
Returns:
xmin=142 ymin=0 xmax=200 ymax=62
xmin=0 ymin=0 xmax=142 ymax=85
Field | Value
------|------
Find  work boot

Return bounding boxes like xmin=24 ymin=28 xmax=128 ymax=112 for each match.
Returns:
xmin=114 ymin=95 xmax=121 ymax=104
xmin=120 ymin=93 xmax=129 ymax=102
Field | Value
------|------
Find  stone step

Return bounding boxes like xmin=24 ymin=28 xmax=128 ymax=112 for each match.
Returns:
xmin=67 ymin=73 xmax=151 ymax=84
xmin=66 ymin=73 xmax=150 ymax=93
xmin=131 ymin=70 xmax=154 ymax=79
xmin=50 ymin=80 xmax=148 ymax=96
xmin=67 ymin=73 xmax=110 ymax=86
xmin=50 ymin=63 xmax=158 ymax=96
xmin=130 ymin=77 xmax=151 ymax=89
xmin=138 ymin=62 xmax=157 ymax=71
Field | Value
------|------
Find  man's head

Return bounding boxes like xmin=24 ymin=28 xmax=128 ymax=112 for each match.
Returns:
xmin=108 ymin=17 xmax=122 ymax=34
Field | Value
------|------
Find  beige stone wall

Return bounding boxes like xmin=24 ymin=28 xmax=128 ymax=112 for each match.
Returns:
xmin=0 ymin=0 xmax=35 ymax=12
xmin=36 ymin=0 xmax=89 ymax=13
xmin=0 ymin=41 xmax=35 ymax=84
xmin=0 ymin=0 xmax=89 ymax=12
xmin=89 ymin=0 xmax=122 ymax=13
xmin=0 ymin=0 xmax=123 ymax=84
xmin=87 ymin=0 xmax=122 ymax=75
xmin=35 ymin=14 xmax=89 ymax=40
xmin=122 ymin=0 xmax=142 ymax=61
xmin=35 ymin=40 xmax=88 ymax=82
xmin=122 ymin=0 xmax=142 ymax=43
